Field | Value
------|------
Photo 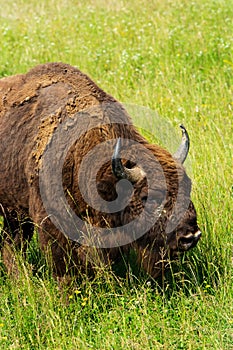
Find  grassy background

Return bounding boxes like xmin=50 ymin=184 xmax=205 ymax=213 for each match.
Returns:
xmin=0 ymin=0 xmax=232 ymax=348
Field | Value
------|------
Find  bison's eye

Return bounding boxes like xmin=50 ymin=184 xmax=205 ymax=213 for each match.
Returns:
xmin=141 ymin=189 xmax=166 ymax=206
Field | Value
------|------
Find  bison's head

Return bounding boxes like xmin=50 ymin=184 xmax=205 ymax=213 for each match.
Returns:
xmin=111 ymin=125 xmax=201 ymax=274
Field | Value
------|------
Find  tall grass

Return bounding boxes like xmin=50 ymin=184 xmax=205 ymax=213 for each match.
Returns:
xmin=0 ymin=0 xmax=232 ymax=349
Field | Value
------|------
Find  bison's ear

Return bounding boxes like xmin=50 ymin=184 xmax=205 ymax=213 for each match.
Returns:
xmin=112 ymin=138 xmax=145 ymax=183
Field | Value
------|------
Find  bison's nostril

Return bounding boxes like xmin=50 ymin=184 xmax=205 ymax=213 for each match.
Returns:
xmin=193 ymin=230 xmax=202 ymax=240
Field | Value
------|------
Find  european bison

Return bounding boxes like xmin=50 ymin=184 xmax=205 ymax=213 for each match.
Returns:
xmin=0 ymin=62 xmax=201 ymax=280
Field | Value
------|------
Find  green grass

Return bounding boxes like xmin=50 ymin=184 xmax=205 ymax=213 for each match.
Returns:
xmin=0 ymin=0 xmax=232 ymax=348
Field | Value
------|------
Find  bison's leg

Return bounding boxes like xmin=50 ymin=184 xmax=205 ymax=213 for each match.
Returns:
xmin=37 ymin=223 xmax=85 ymax=284
xmin=1 ymin=210 xmax=34 ymax=276
xmin=38 ymin=221 xmax=117 ymax=284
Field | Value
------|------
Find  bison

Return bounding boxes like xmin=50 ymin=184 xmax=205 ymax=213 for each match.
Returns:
xmin=0 ymin=62 xmax=201 ymax=281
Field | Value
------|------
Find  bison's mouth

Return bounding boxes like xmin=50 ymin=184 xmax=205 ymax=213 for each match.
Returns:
xmin=178 ymin=230 xmax=202 ymax=251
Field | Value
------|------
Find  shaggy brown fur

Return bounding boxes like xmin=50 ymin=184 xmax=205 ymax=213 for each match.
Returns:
xmin=0 ymin=62 xmax=200 ymax=279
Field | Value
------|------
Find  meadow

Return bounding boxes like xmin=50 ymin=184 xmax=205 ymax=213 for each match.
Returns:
xmin=0 ymin=0 xmax=232 ymax=349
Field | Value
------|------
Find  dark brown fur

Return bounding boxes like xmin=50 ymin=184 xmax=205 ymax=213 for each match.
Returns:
xmin=0 ymin=62 xmax=200 ymax=279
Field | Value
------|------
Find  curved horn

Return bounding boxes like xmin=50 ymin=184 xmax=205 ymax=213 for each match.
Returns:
xmin=173 ymin=124 xmax=190 ymax=164
xmin=112 ymin=138 xmax=145 ymax=183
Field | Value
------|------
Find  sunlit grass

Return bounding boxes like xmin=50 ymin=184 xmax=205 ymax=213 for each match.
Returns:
xmin=0 ymin=0 xmax=232 ymax=348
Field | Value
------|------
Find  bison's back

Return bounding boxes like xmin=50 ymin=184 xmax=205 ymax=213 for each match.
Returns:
xmin=0 ymin=63 xmax=117 ymax=211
